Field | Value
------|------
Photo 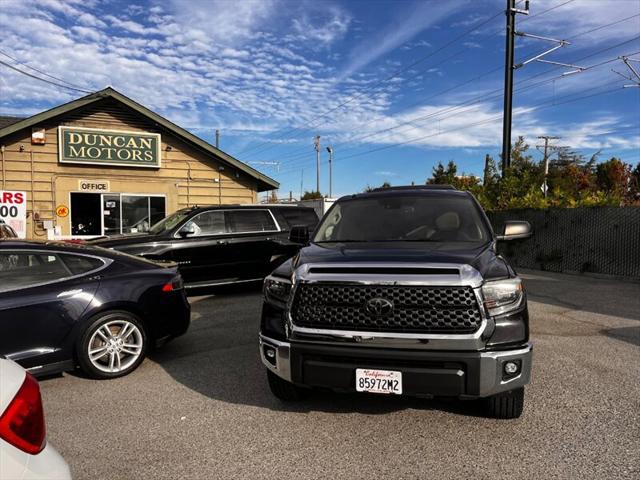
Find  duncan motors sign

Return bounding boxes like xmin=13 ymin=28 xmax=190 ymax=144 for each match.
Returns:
xmin=59 ymin=126 xmax=161 ymax=168
xmin=0 ymin=190 xmax=27 ymax=238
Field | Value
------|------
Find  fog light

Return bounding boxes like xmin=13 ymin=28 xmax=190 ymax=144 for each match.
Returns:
xmin=504 ymin=361 xmax=520 ymax=375
xmin=263 ymin=346 xmax=277 ymax=366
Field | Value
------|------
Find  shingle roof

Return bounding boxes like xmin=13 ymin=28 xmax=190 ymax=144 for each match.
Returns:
xmin=0 ymin=116 xmax=23 ymax=129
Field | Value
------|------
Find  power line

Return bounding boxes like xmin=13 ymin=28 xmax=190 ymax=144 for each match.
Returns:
xmin=235 ymin=6 xmax=511 ymax=158
xmin=0 ymin=49 xmax=93 ymax=91
xmin=239 ymin=0 xmax=580 ymax=160
xmin=277 ymin=80 xmax=633 ymax=176
xmin=262 ymin=15 xmax=640 ymax=168
xmin=0 ymin=59 xmax=93 ymax=94
xmin=276 ymin=47 xmax=639 ymax=173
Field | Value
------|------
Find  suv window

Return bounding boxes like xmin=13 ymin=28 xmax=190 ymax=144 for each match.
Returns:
xmin=59 ymin=254 xmax=104 ymax=275
xmin=227 ymin=210 xmax=277 ymax=233
xmin=0 ymin=252 xmax=71 ymax=292
xmin=184 ymin=211 xmax=228 ymax=236
xmin=277 ymin=208 xmax=318 ymax=229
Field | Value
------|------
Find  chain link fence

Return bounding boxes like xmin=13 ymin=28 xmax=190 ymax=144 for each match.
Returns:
xmin=487 ymin=207 xmax=640 ymax=279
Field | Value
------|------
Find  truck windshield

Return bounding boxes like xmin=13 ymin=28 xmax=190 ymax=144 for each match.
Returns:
xmin=313 ymin=194 xmax=490 ymax=243
xmin=148 ymin=209 xmax=191 ymax=235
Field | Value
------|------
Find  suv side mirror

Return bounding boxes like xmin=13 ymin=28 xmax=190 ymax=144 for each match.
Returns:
xmin=178 ymin=224 xmax=196 ymax=238
xmin=289 ymin=225 xmax=310 ymax=244
xmin=496 ymin=220 xmax=532 ymax=241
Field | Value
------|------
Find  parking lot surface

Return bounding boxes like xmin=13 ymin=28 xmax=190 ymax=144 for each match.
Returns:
xmin=40 ymin=270 xmax=640 ymax=480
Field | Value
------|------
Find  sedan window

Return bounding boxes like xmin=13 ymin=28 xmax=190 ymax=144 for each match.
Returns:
xmin=227 ymin=210 xmax=277 ymax=233
xmin=59 ymin=254 xmax=104 ymax=275
xmin=0 ymin=253 xmax=71 ymax=293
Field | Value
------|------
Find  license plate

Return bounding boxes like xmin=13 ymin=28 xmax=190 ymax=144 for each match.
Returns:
xmin=355 ymin=369 xmax=402 ymax=395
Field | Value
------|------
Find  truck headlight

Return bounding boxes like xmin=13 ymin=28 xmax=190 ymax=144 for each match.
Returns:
xmin=264 ymin=276 xmax=292 ymax=304
xmin=481 ymin=278 xmax=524 ymax=316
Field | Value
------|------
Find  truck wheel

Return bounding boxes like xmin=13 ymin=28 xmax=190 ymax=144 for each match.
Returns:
xmin=267 ymin=370 xmax=309 ymax=401
xmin=485 ymin=387 xmax=524 ymax=419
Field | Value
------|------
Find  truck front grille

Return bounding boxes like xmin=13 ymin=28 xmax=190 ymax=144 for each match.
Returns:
xmin=291 ymin=284 xmax=483 ymax=334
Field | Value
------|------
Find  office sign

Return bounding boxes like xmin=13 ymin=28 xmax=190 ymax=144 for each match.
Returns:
xmin=78 ymin=179 xmax=110 ymax=192
xmin=0 ymin=190 xmax=27 ymax=238
xmin=59 ymin=126 xmax=161 ymax=168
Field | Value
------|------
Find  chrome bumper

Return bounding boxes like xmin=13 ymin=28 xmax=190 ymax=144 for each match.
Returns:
xmin=259 ymin=334 xmax=532 ymax=398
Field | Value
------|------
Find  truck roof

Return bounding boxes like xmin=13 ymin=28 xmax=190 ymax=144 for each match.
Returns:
xmin=339 ymin=185 xmax=469 ymax=202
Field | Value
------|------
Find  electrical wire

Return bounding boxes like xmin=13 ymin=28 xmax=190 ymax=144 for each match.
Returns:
xmin=272 ymin=34 xmax=640 ymax=172
xmin=238 ymin=0 xmax=580 ymax=160
xmin=254 ymin=13 xmax=640 ymax=167
xmin=0 ymin=49 xmax=93 ymax=91
xmin=276 ymin=80 xmax=635 ymax=176
xmin=0 ymin=59 xmax=93 ymax=94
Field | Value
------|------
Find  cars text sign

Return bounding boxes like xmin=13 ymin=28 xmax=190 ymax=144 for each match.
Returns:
xmin=0 ymin=190 xmax=27 ymax=238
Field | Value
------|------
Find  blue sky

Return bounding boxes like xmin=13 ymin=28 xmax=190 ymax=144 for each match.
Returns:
xmin=1 ymin=0 xmax=639 ymax=198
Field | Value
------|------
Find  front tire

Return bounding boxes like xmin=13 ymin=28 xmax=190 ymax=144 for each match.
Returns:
xmin=77 ymin=311 xmax=147 ymax=379
xmin=485 ymin=387 xmax=525 ymax=419
xmin=267 ymin=370 xmax=309 ymax=401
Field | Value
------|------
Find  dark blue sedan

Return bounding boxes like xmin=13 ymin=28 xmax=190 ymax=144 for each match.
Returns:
xmin=0 ymin=240 xmax=190 ymax=379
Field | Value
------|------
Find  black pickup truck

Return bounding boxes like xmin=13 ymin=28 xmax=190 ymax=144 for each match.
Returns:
xmin=91 ymin=205 xmax=318 ymax=288
xmin=259 ymin=186 xmax=533 ymax=419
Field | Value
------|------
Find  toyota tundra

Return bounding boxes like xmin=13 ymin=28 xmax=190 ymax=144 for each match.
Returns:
xmin=259 ymin=185 xmax=533 ymax=419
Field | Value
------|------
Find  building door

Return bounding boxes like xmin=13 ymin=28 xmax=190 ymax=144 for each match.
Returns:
xmin=70 ymin=193 xmax=101 ymax=236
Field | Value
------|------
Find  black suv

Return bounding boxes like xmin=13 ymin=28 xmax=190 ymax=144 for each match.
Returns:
xmin=260 ymin=186 xmax=533 ymax=419
xmin=91 ymin=205 xmax=318 ymax=288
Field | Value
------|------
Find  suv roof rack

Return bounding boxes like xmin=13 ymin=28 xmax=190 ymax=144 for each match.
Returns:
xmin=372 ymin=185 xmax=457 ymax=192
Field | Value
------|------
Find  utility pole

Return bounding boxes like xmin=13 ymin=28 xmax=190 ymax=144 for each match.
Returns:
xmin=314 ymin=135 xmax=321 ymax=194
xmin=501 ymin=0 xmax=529 ymax=177
xmin=327 ymin=146 xmax=334 ymax=198
xmin=215 ymin=129 xmax=220 ymax=148
xmin=300 ymin=168 xmax=304 ymax=200
xmin=537 ymin=135 xmax=560 ymax=198
xmin=483 ymin=154 xmax=491 ymax=187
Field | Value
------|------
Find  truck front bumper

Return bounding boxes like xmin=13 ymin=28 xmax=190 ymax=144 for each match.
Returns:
xmin=259 ymin=334 xmax=532 ymax=398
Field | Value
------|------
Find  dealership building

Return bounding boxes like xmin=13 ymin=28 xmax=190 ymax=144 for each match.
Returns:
xmin=0 ymin=87 xmax=278 ymax=239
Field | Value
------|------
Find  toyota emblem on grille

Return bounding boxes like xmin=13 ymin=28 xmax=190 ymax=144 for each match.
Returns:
xmin=365 ymin=297 xmax=394 ymax=317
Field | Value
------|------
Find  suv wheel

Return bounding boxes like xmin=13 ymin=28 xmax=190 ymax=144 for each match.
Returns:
xmin=77 ymin=311 xmax=147 ymax=379
xmin=485 ymin=387 xmax=525 ymax=419
xmin=267 ymin=370 xmax=309 ymax=401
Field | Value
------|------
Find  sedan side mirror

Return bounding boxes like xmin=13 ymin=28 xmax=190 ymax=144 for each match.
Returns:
xmin=496 ymin=220 xmax=532 ymax=241
xmin=178 ymin=224 xmax=196 ymax=238
xmin=289 ymin=225 xmax=310 ymax=244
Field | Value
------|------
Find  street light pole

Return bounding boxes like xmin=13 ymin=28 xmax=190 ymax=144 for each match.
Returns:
xmin=326 ymin=145 xmax=333 ymax=198
xmin=314 ymin=136 xmax=321 ymax=194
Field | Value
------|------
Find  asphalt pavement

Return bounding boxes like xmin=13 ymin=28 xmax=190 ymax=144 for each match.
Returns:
xmin=39 ymin=270 xmax=640 ymax=480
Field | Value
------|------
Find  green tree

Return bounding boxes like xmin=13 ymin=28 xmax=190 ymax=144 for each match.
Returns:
xmin=301 ymin=190 xmax=323 ymax=200
xmin=427 ymin=160 xmax=457 ymax=185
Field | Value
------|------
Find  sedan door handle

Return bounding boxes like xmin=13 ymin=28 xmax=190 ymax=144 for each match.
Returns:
xmin=217 ymin=240 xmax=229 ymax=245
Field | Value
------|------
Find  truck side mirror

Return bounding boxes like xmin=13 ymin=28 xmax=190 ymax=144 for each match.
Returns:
xmin=289 ymin=225 xmax=310 ymax=244
xmin=496 ymin=220 xmax=532 ymax=241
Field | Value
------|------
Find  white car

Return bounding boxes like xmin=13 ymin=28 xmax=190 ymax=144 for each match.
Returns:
xmin=0 ymin=358 xmax=71 ymax=480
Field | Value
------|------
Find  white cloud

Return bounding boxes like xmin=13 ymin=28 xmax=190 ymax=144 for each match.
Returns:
xmin=291 ymin=5 xmax=351 ymax=45
xmin=340 ymin=1 xmax=462 ymax=79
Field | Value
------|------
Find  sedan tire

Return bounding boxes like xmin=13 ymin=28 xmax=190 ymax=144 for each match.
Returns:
xmin=77 ymin=311 xmax=147 ymax=379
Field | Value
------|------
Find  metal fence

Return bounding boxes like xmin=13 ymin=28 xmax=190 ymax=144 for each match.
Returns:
xmin=487 ymin=207 xmax=640 ymax=279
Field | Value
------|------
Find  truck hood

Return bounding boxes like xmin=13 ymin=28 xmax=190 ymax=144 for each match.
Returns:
xmin=286 ymin=241 xmax=513 ymax=280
